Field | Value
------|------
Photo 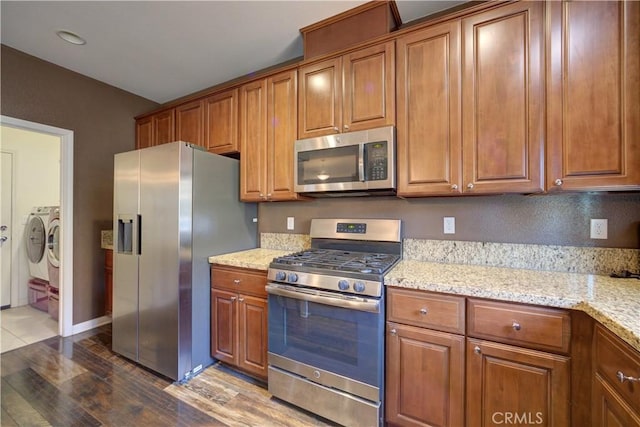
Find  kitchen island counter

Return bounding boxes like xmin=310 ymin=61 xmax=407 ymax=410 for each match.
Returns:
xmin=385 ymin=260 xmax=640 ymax=352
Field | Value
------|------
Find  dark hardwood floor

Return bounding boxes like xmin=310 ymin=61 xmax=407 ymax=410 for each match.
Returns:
xmin=1 ymin=325 xmax=336 ymax=426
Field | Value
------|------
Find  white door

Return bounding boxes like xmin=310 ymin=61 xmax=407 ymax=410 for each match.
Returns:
xmin=1 ymin=151 xmax=13 ymax=307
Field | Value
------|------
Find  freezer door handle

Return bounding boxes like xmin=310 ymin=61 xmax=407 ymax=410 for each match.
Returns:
xmin=117 ymin=214 xmax=140 ymax=255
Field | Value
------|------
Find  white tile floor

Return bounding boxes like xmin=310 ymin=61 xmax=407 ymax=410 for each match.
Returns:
xmin=0 ymin=305 xmax=58 ymax=353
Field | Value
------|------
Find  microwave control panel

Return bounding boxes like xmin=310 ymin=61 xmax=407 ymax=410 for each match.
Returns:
xmin=365 ymin=141 xmax=388 ymax=181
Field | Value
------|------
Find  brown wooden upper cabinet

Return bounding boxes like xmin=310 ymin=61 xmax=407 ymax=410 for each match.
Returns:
xmin=175 ymin=99 xmax=205 ymax=148
xmin=135 ymin=115 xmax=153 ymax=149
xmin=547 ymin=1 xmax=640 ymax=192
xmin=240 ymin=69 xmax=300 ymax=202
xmin=205 ymin=88 xmax=240 ymax=155
xmin=461 ymin=1 xmax=545 ymax=194
xmin=397 ymin=2 xmax=544 ymax=196
xmin=396 ymin=21 xmax=462 ymax=196
xmin=136 ymin=109 xmax=175 ymax=149
xmin=298 ymin=41 xmax=395 ymax=139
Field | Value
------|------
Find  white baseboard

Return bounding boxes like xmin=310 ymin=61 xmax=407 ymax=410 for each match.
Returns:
xmin=67 ymin=315 xmax=112 ymax=337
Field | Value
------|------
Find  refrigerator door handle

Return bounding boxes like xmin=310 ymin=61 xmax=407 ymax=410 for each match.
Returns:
xmin=137 ymin=214 xmax=142 ymax=255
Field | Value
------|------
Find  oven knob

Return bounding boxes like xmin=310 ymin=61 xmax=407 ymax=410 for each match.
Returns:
xmin=275 ymin=271 xmax=286 ymax=281
xmin=287 ymin=273 xmax=298 ymax=283
xmin=338 ymin=280 xmax=350 ymax=291
xmin=353 ymin=282 xmax=366 ymax=293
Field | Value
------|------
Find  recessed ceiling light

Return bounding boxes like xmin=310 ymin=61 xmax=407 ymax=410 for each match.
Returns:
xmin=56 ymin=30 xmax=86 ymax=45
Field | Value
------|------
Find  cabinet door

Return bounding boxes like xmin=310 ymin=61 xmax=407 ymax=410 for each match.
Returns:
xmin=461 ymin=2 xmax=544 ymax=194
xmin=396 ymin=21 xmax=462 ymax=196
xmin=592 ymin=374 xmax=640 ymax=427
xmin=466 ymin=338 xmax=570 ymax=427
xmin=267 ymin=69 xmax=299 ymax=201
xmin=153 ymin=109 xmax=175 ymax=146
xmin=386 ymin=322 xmax=464 ymax=427
xmin=205 ymin=88 xmax=239 ymax=155
xmin=298 ymin=56 xmax=342 ymax=139
xmin=547 ymin=1 xmax=640 ymax=191
xmin=136 ymin=116 xmax=153 ymax=149
xmin=175 ymin=99 xmax=205 ymax=148
xmin=343 ymin=41 xmax=395 ymax=133
xmin=239 ymin=79 xmax=268 ymax=201
xmin=211 ymin=288 xmax=237 ymax=364
xmin=238 ymin=294 xmax=268 ymax=379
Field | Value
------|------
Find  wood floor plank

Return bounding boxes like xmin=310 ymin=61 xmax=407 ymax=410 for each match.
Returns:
xmin=1 ymin=379 xmax=51 ymax=427
xmin=3 ymin=368 xmax=102 ymax=426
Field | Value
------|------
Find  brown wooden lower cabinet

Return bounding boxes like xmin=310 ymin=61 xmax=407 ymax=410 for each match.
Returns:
xmin=104 ymin=249 xmax=113 ymax=315
xmin=592 ymin=324 xmax=640 ymax=426
xmin=210 ymin=265 xmax=268 ymax=380
xmin=386 ymin=322 xmax=465 ymax=427
xmin=466 ymin=338 xmax=571 ymax=427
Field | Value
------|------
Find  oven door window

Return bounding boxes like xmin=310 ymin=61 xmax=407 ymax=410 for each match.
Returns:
xmin=297 ymin=146 xmax=359 ymax=185
xmin=268 ymin=293 xmax=382 ymax=387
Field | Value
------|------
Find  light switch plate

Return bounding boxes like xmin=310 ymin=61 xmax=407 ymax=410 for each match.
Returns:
xmin=287 ymin=217 xmax=295 ymax=230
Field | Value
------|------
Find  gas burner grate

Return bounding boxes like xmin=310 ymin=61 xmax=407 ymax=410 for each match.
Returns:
xmin=272 ymin=249 xmax=399 ymax=274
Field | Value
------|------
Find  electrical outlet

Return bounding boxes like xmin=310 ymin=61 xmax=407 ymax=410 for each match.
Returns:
xmin=444 ymin=217 xmax=455 ymax=234
xmin=287 ymin=217 xmax=295 ymax=230
xmin=590 ymin=219 xmax=608 ymax=239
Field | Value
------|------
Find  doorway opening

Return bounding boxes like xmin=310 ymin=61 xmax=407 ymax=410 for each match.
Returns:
xmin=0 ymin=116 xmax=74 ymax=338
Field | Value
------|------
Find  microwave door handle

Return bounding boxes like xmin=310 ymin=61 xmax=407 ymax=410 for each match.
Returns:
xmin=358 ymin=144 xmax=365 ymax=182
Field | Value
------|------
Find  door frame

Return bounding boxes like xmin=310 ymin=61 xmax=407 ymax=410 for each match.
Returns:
xmin=1 ymin=151 xmax=14 ymax=308
xmin=0 ymin=115 xmax=74 ymax=337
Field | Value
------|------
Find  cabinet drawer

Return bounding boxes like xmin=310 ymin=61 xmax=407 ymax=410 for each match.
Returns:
xmin=467 ymin=299 xmax=571 ymax=353
xmin=387 ymin=287 xmax=465 ymax=334
xmin=211 ymin=265 xmax=267 ymax=298
xmin=595 ymin=324 xmax=640 ymax=413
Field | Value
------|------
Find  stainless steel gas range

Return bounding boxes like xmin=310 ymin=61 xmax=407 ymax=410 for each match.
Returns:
xmin=266 ymin=218 xmax=402 ymax=427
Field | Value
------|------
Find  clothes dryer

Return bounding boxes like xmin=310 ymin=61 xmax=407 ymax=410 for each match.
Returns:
xmin=25 ymin=206 xmax=52 ymax=282
xmin=47 ymin=207 xmax=60 ymax=289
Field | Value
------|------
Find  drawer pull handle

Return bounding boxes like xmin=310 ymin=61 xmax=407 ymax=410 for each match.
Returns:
xmin=617 ymin=371 xmax=639 ymax=383
xmin=390 ymin=328 xmax=397 ymax=336
xmin=474 ymin=346 xmax=481 ymax=354
xmin=233 ymin=279 xmax=241 ymax=284
xmin=512 ymin=322 xmax=521 ymax=331
xmin=419 ymin=308 xmax=428 ymax=315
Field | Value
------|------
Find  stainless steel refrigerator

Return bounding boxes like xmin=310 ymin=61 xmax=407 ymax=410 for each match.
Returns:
xmin=112 ymin=141 xmax=257 ymax=381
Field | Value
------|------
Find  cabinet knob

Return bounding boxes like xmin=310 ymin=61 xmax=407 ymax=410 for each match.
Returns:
xmin=451 ymin=184 xmax=458 ymax=191
xmin=390 ymin=328 xmax=397 ymax=336
xmin=467 ymin=183 xmax=474 ymax=190
xmin=230 ymin=296 xmax=237 ymax=302
xmin=474 ymin=346 xmax=481 ymax=354
xmin=333 ymin=127 xmax=339 ymax=132
xmin=617 ymin=371 xmax=639 ymax=383
xmin=343 ymin=125 xmax=349 ymax=130
xmin=267 ymin=193 xmax=272 ymax=197
xmin=554 ymin=178 xmax=563 ymax=186
xmin=419 ymin=308 xmax=428 ymax=315
xmin=233 ymin=279 xmax=241 ymax=284
xmin=238 ymin=297 xmax=245 ymax=303
xmin=512 ymin=322 xmax=521 ymax=331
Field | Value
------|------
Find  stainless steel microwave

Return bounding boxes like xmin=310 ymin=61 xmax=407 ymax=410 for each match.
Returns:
xmin=294 ymin=126 xmax=396 ymax=196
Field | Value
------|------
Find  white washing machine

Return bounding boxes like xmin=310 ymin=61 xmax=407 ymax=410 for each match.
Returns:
xmin=47 ymin=207 xmax=60 ymax=320
xmin=25 ymin=206 xmax=52 ymax=282
xmin=47 ymin=207 xmax=60 ymax=289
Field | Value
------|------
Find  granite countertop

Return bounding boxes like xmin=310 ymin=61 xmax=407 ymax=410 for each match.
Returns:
xmin=208 ymin=248 xmax=291 ymax=271
xmin=385 ymin=260 xmax=640 ymax=352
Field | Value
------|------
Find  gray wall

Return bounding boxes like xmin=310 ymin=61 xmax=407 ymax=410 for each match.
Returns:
xmin=259 ymin=193 xmax=640 ymax=249
xmin=1 ymin=45 xmax=159 ymax=324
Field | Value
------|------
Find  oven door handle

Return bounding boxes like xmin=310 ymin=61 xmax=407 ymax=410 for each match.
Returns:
xmin=266 ymin=283 xmax=380 ymax=314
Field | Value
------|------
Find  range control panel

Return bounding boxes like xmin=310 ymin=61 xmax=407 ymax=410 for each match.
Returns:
xmin=336 ymin=223 xmax=367 ymax=234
